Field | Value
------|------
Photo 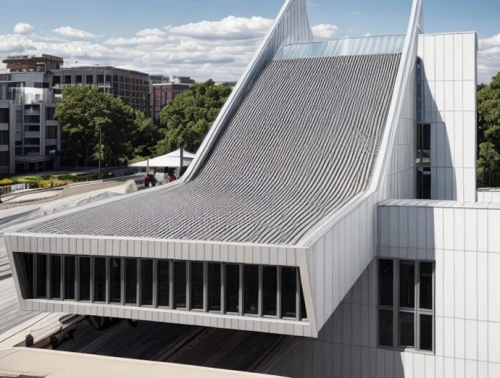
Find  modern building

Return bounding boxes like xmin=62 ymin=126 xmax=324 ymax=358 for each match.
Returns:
xmin=0 ymin=71 xmax=60 ymax=174
xmin=2 ymin=54 xmax=63 ymax=73
xmin=6 ymin=0 xmax=499 ymax=376
xmin=51 ymin=67 xmax=150 ymax=115
xmin=151 ymin=82 xmax=190 ymax=121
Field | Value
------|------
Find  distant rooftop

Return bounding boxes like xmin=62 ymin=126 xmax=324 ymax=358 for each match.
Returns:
xmin=56 ymin=66 xmax=149 ymax=77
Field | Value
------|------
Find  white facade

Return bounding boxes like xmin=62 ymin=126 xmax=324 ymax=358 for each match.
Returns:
xmin=5 ymin=0 xmax=493 ymax=377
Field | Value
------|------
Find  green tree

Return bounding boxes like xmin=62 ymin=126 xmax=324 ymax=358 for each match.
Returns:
xmin=477 ymin=72 xmax=500 ymax=186
xmin=157 ymin=80 xmax=232 ymax=154
xmin=132 ymin=110 xmax=160 ymax=160
xmin=56 ymin=86 xmax=136 ymax=166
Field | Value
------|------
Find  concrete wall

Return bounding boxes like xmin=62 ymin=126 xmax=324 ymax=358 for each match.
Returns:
xmin=418 ymin=33 xmax=477 ymax=202
xmin=268 ymin=200 xmax=500 ymax=377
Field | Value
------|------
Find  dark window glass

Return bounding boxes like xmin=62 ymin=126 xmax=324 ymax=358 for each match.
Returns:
xmin=191 ymin=262 xmax=204 ymax=310
xmin=126 ymin=259 xmax=137 ymax=304
xmin=263 ymin=266 xmax=277 ymax=316
xmin=158 ymin=260 xmax=170 ymax=307
xmin=420 ymin=262 xmax=433 ymax=310
xmin=50 ymin=255 xmax=61 ymax=299
xmin=379 ymin=309 xmax=393 ymax=346
xmin=226 ymin=264 xmax=239 ymax=313
xmin=281 ymin=267 xmax=297 ymax=318
xmin=141 ymin=260 xmax=153 ymax=305
xmin=399 ymin=312 xmax=415 ymax=347
xmin=22 ymin=254 xmax=34 ymax=298
xmin=208 ymin=263 xmax=221 ymax=311
xmin=36 ymin=255 xmax=47 ymax=298
xmin=64 ymin=256 xmax=75 ymax=300
xmin=420 ymin=314 xmax=433 ymax=351
xmin=422 ymin=123 xmax=431 ymax=161
xmin=174 ymin=261 xmax=186 ymax=308
xmin=416 ymin=122 xmax=422 ymax=164
xmin=244 ymin=265 xmax=259 ymax=315
xmin=378 ymin=259 xmax=393 ymax=306
xmin=399 ymin=261 xmax=415 ymax=308
xmin=110 ymin=258 xmax=121 ymax=303
xmin=79 ymin=257 xmax=90 ymax=300
xmin=94 ymin=258 xmax=106 ymax=302
xmin=300 ymin=287 xmax=307 ymax=320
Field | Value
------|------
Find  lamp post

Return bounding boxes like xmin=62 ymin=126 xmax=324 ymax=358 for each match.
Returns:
xmin=98 ymin=128 xmax=102 ymax=179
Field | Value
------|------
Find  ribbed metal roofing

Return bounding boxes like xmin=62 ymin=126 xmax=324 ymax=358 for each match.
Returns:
xmin=18 ymin=53 xmax=401 ymax=245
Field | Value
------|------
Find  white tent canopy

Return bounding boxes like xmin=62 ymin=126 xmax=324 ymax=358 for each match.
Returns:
xmin=129 ymin=149 xmax=196 ymax=168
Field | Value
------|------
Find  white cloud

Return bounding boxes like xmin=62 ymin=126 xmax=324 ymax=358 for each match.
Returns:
xmin=478 ymin=33 xmax=500 ymax=84
xmin=136 ymin=28 xmax=167 ymax=37
xmin=364 ymin=32 xmax=371 ymax=37
xmin=166 ymin=16 xmax=273 ymax=40
xmin=52 ymin=26 xmax=96 ymax=40
xmin=311 ymin=24 xmax=339 ymax=39
xmin=13 ymin=23 xmax=34 ymax=34
xmin=104 ymin=35 xmax=167 ymax=47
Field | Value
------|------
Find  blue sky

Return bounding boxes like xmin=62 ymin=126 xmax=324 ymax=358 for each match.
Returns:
xmin=0 ymin=0 xmax=498 ymax=82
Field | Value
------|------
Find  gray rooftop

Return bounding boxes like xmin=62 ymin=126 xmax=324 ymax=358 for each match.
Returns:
xmin=17 ymin=53 xmax=401 ymax=245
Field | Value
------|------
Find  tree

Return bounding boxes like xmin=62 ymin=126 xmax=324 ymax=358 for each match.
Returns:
xmin=156 ymin=80 xmax=232 ymax=154
xmin=132 ymin=110 xmax=160 ymax=160
xmin=477 ymin=72 xmax=500 ymax=186
xmin=56 ymin=86 xmax=137 ymax=166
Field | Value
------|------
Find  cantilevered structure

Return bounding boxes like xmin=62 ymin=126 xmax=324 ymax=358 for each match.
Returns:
xmin=7 ymin=0 xmax=500 ymax=376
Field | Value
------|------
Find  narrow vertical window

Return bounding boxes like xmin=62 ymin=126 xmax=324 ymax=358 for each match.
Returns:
xmin=125 ymin=259 xmax=137 ymax=304
xmin=399 ymin=261 xmax=415 ymax=308
xmin=191 ymin=262 xmax=204 ymax=310
xmin=378 ymin=309 xmax=394 ymax=346
xmin=174 ymin=261 xmax=186 ymax=308
xmin=281 ymin=267 xmax=297 ymax=318
xmin=158 ymin=260 xmax=170 ymax=307
xmin=419 ymin=262 xmax=433 ymax=310
xmin=64 ymin=256 xmax=75 ymax=300
xmin=141 ymin=260 xmax=153 ymax=305
xmin=109 ymin=258 xmax=121 ymax=303
xmin=378 ymin=259 xmax=393 ymax=306
xmin=94 ymin=258 xmax=106 ymax=302
xmin=399 ymin=312 xmax=415 ymax=347
xmin=300 ymin=286 xmax=307 ymax=320
xmin=36 ymin=255 xmax=47 ymax=299
xmin=208 ymin=263 xmax=221 ymax=311
xmin=20 ymin=253 xmax=34 ymax=298
xmin=79 ymin=257 xmax=90 ymax=301
xmin=263 ymin=266 xmax=277 ymax=316
xmin=244 ymin=265 xmax=259 ymax=315
xmin=51 ymin=255 xmax=61 ymax=299
xmin=420 ymin=314 xmax=433 ymax=351
xmin=225 ymin=264 xmax=239 ymax=313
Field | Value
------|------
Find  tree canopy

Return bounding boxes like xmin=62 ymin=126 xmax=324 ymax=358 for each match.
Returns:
xmin=156 ymin=80 xmax=232 ymax=154
xmin=56 ymin=86 xmax=151 ymax=166
xmin=477 ymin=72 xmax=500 ymax=186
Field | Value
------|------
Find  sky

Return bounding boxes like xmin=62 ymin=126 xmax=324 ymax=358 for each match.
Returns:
xmin=0 ymin=0 xmax=498 ymax=83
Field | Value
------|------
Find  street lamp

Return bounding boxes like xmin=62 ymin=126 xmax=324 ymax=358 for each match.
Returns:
xmin=98 ymin=128 xmax=102 ymax=179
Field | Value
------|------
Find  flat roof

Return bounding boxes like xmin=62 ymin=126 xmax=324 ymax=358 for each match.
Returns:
xmin=55 ymin=66 xmax=149 ymax=77
xmin=0 ymin=348 xmax=279 ymax=378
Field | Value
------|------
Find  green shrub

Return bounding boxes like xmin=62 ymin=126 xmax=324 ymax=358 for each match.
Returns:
xmin=0 ymin=178 xmax=14 ymax=186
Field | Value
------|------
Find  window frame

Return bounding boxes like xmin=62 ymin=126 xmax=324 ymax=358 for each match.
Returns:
xmin=377 ymin=258 xmax=435 ymax=353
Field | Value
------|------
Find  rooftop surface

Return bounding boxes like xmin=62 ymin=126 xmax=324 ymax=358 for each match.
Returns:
xmin=16 ymin=53 xmax=401 ymax=245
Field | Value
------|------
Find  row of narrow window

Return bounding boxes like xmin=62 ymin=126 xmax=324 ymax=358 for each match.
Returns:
xmin=16 ymin=254 xmax=307 ymax=321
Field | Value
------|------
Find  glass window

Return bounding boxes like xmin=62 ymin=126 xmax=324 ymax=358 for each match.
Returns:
xmin=281 ymin=267 xmax=297 ymax=318
xmin=399 ymin=261 xmax=415 ymax=308
xmin=399 ymin=312 xmax=415 ymax=347
xmin=300 ymin=286 xmax=307 ymax=320
xmin=36 ymin=255 xmax=47 ymax=298
xmin=191 ymin=262 xmax=204 ymax=310
xmin=208 ymin=263 xmax=221 ymax=311
xmin=378 ymin=309 xmax=393 ymax=346
xmin=226 ymin=264 xmax=239 ymax=313
xmin=126 ymin=259 xmax=137 ymax=304
xmin=79 ymin=257 xmax=90 ymax=300
xmin=420 ymin=262 xmax=433 ymax=310
xmin=378 ymin=259 xmax=393 ymax=306
xmin=94 ymin=258 xmax=106 ymax=302
xmin=174 ymin=261 xmax=186 ymax=308
xmin=50 ymin=256 xmax=61 ymax=299
xmin=158 ymin=260 xmax=170 ymax=307
xmin=244 ymin=265 xmax=259 ymax=315
xmin=64 ymin=256 xmax=75 ymax=300
xmin=110 ymin=258 xmax=121 ymax=303
xmin=141 ymin=260 xmax=153 ymax=305
xmin=263 ymin=266 xmax=277 ymax=316
xmin=420 ymin=314 xmax=433 ymax=351
xmin=21 ymin=254 xmax=34 ymax=298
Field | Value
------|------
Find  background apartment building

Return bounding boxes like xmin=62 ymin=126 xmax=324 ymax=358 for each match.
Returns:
xmin=0 ymin=55 xmax=60 ymax=174
xmin=151 ymin=82 xmax=190 ymax=121
xmin=51 ymin=67 xmax=150 ymax=115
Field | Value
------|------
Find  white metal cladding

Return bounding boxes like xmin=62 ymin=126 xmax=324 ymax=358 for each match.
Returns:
xmin=274 ymin=35 xmax=406 ymax=60
xmin=14 ymin=55 xmax=401 ymax=245
xmin=298 ymin=0 xmax=423 ymax=335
